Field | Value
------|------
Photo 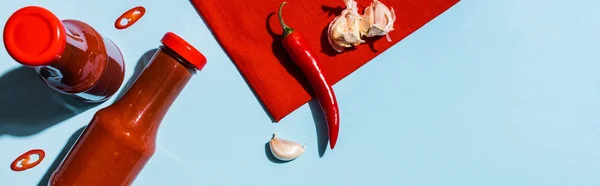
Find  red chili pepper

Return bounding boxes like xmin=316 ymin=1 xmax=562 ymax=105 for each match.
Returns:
xmin=277 ymin=2 xmax=340 ymax=149
xmin=115 ymin=6 xmax=146 ymax=30
xmin=10 ymin=149 xmax=45 ymax=171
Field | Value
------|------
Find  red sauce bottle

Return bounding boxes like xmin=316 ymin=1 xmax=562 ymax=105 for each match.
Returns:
xmin=3 ymin=6 xmax=125 ymax=102
xmin=48 ymin=32 xmax=207 ymax=186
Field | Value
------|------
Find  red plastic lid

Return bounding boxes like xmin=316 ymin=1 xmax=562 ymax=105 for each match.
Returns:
xmin=160 ymin=32 xmax=207 ymax=70
xmin=3 ymin=6 xmax=66 ymax=66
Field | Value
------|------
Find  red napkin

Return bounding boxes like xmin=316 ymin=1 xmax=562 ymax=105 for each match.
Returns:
xmin=191 ymin=0 xmax=460 ymax=121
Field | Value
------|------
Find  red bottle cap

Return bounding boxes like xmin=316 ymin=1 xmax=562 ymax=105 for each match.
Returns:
xmin=160 ymin=32 xmax=207 ymax=70
xmin=3 ymin=6 xmax=66 ymax=67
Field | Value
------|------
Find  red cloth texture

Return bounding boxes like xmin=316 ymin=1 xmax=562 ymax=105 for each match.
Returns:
xmin=191 ymin=0 xmax=460 ymax=121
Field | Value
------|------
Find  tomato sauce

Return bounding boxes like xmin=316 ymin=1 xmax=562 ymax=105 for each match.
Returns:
xmin=49 ymin=32 xmax=207 ymax=186
xmin=3 ymin=6 xmax=125 ymax=102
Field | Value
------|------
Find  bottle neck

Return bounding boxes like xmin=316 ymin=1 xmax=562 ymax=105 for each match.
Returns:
xmin=36 ymin=20 xmax=107 ymax=93
xmin=113 ymin=46 xmax=196 ymax=136
xmin=37 ymin=39 xmax=88 ymax=79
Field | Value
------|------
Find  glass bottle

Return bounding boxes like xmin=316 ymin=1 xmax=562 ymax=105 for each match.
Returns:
xmin=49 ymin=32 xmax=207 ymax=186
xmin=3 ymin=6 xmax=125 ymax=102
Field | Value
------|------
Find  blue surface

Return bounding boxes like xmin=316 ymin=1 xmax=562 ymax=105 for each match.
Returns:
xmin=1 ymin=0 xmax=600 ymax=185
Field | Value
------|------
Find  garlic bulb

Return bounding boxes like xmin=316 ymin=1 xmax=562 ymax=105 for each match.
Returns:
xmin=327 ymin=0 xmax=365 ymax=52
xmin=361 ymin=0 xmax=396 ymax=42
xmin=269 ymin=134 xmax=305 ymax=161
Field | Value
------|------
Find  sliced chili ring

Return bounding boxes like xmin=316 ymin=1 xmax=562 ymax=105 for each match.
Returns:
xmin=10 ymin=149 xmax=45 ymax=171
xmin=115 ymin=6 xmax=146 ymax=30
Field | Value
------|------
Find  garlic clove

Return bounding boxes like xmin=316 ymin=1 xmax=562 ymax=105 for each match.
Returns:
xmin=269 ymin=134 xmax=305 ymax=161
xmin=327 ymin=0 xmax=366 ymax=52
xmin=361 ymin=0 xmax=396 ymax=42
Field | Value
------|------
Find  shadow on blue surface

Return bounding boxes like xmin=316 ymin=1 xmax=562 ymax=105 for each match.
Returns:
xmin=0 ymin=67 xmax=98 ymax=136
xmin=309 ymin=100 xmax=329 ymax=157
xmin=114 ymin=48 xmax=158 ymax=101
xmin=37 ymin=126 xmax=85 ymax=186
xmin=264 ymin=142 xmax=287 ymax=164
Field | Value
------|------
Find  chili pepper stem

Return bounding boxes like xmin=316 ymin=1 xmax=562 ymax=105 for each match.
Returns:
xmin=278 ymin=1 xmax=294 ymax=37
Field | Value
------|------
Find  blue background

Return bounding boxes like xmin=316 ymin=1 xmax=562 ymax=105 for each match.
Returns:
xmin=1 ymin=0 xmax=600 ymax=185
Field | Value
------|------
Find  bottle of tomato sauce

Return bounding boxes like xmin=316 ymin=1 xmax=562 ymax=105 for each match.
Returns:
xmin=3 ymin=6 xmax=125 ymax=102
xmin=48 ymin=32 xmax=207 ymax=186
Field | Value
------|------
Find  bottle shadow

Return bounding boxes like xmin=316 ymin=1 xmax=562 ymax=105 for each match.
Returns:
xmin=37 ymin=126 xmax=85 ymax=186
xmin=114 ymin=48 xmax=158 ymax=101
xmin=0 ymin=67 xmax=99 ymax=136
